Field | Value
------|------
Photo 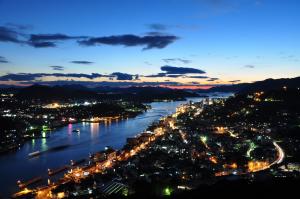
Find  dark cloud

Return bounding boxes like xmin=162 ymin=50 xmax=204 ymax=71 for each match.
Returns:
xmin=207 ymin=77 xmax=219 ymax=81
xmin=145 ymin=74 xmax=190 ymax=78
xmin=229 ymin=80 xmax=241 ymax=83
xmin=157 ymin=74 xmax=207 ymax=79
xmin=144 ymin=32 xmax=168 ymax=36
xmin=144 ymin=73 xmax=167 ymax=78
xmin=70 ymin=61 xmax=94 ymax=65
xmin=0 ymin=73 xmax=42 ymax=81
xmin=1 ymin=24 xmax=178 ymax=50
xmin=161 ymin=65 xmax=206 ymax=74
xmin=147 ymin=23 xmax=200 ymax=31
xmin=28 ymin=33 xmax=87 ymax=48
xmin=166 ymin=74 xmax=184 ymax=78
xmin=78 ymin=34 xmax=178 ymax=50
xmin=187 ymin=75 xmax=209 ymax=79
xmin=110 ymin=72 xmax=138 ymax=80
xmin=163 ymin=58 xmax=192 ymax=64
xmin=49 ymin=66 xmax=64 ymax=71
xmin=0 ymin=26 xmax=23 ymax=43
xmin=28 ymin=41 xmax=56 ymax=48
xmin=0 ymin=56 xmax=9 ymax=63
xmin=147 ymin=23 xmax=168 ymax=31
xmin=244 ymin=65 xmax=255 ymax=68
xmin=29 ymin=34 xmax=86 ymax=42
xmin=145 ymin=65 xmax=206 ymax=78
xmin=0 ymin=73 xmax=103 ymax=81
xmin=189 ymin=81 xmax=201 ymax=85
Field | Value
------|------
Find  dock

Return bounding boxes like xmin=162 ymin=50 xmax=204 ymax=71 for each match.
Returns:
xmin=17 ymin=176 xmax=42 ymax=189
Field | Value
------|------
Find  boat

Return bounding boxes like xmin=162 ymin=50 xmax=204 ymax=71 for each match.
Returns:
xmin=72 ymin=129 xmax=80 ymax=133
xmin=28 ymin=151 xmax=41 ymax=157
xmin=48 ymin=166 xmax=69 ymax=176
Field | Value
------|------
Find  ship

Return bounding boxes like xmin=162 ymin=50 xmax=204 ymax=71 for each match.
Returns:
xmin=28 ymin=151 xmax=41 ymax=157
xmin=17 ymin=176 xmax=42 ymax=189
xmin=48 ymin=166 xmax=69 ymax=176
xmin=72 ymin=129 xmax=80 ymax=133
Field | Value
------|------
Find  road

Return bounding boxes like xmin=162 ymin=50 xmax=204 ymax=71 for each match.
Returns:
xmin=270 ymin=141 xmax=285 ymax=166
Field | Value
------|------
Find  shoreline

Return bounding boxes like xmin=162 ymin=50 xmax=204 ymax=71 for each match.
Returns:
xmin=1 ymin=96 xmax=200 ymax=155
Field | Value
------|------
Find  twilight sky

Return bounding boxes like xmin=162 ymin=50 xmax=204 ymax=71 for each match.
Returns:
xmin=0 ymin=0 xmax=299 ymax=88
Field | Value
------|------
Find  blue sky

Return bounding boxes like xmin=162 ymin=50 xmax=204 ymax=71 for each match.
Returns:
xmin=0 ymin=0 xmax=299 ymax=87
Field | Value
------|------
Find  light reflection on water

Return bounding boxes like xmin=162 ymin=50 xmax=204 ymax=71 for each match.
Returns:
xmin=90 ymin=122 xmax=99 ymax=139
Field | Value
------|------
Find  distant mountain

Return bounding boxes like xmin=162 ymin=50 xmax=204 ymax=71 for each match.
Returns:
xmin=93 ymin=86 xmax=190 ymax=94
xmin=8 ymin=76 xmax=300 ymax=101
xmin=14 ymin=84 xmax=198 ymax=102
xmin=93 ymin=86 xmax=199 ymax=102
xmin=199 ymin=76 xmax=300 ymax=94
xmin=16 ymin=84 xmax=98 ymax=101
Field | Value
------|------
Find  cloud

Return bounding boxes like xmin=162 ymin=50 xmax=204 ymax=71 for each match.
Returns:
xmin=244 ymin=65 xmax=255 ymax=68
xmin=0 ymin=26 xmax=81 ymax=48
xmin=207 ymin=77 xmax=219 ymax=81
xmin=0 ymin=72 xmax=138 ymax=82
xmin=163 ymin=58 xmax=192 ymax=64
xmin=49 ymin=66 xmax=64 ymax=71
xmin=28 ymin=33 xmax=87 ymax=48
xmin=145 ymin=32 xmax=169 ymax=36
xmin=145 ymin=65 xmax=206 ymax=78
xmin=147 ymin=23 xmax=168 ymax=31
xmin=166 ymin=74 xmax=184 ymax=78
xmin=29 ymin=41 xmax=56 ymax=48
xmin=0 ymin=73 xmax=103 ymax=81
xmin=0 ymin=26 xmax=23 ymax=43
xmin=110 ymin=72 xmax=139 ymax=80
xmin=187 ymin=75 xmax=209 ymax=79
xmin=1 ymin=24 xmax=178 ymax=50
xmin=70 ymin=61 xmax=94 ymax=65
xmin=147 ymin=23 xmax=200 ymax=31
xmin=144 ymin=73 xmax=167 ymax=78
xmin=229 ymin=80 xmax=240 ymax=83
xmin=189 ymin=81 xmax=201 ymax=85
xmin=29 ymin=34 xmax=86 ymax=42
xmin=78 ymin=34 xmax=178 ymax=50
xmin=161 ymin=65 xmax=206 ymax=74
xmin=0 ymin=56 xmax=9 ymax=63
